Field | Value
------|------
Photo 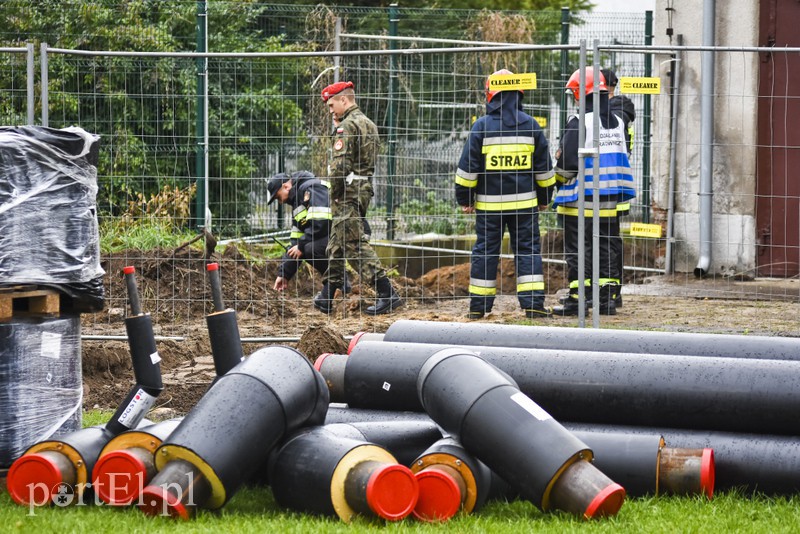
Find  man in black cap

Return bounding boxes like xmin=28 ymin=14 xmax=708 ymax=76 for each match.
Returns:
xmin=267 ymin=171 xmax=334 ymax=296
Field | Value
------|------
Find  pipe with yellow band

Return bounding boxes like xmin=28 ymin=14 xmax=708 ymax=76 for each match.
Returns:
xmin=417 ymin=348 xmax=625 ymax=519
xmin=138 ymin=346 xmax=329 ymax=519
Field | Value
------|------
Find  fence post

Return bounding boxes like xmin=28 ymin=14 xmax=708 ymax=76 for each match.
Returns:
xmin=195 ymin=0 xmax=208 ymax=229
xmin=559 ymin=7 xmax=571 ymax=134
xmin=386 ymin=3 xmax=399 ymax=241
xmin=641 ymin=10 xmax=653 ymax=223
xmin=26 ymin=42 xmax=34 ymax=125
xmin=39 ymin=43 xmax=49 ymax=127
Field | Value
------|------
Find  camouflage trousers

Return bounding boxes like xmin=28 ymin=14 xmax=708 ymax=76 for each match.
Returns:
xmin=325 ymin=201 xmax=385 ymax=289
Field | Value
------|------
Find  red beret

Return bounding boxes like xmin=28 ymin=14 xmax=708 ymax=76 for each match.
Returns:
xmin=321 ymin=81 xmax=354 ymax=102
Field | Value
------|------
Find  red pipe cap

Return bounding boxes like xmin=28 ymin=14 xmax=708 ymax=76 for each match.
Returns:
xmin=701 ymin=448 xmax=715 ymax=500
xmin=366 ymin=464 xmax=419 ymax=521
xmin=206 ymin=262 xmax=219 ymax=271
xmin=412 ymin=468 xmax=461 ymax=522
xmin=93 ymin=450 xmax=149 ymax=505
xmin=122 ymin=266 xmax=136 ymax=275
xmin=313 ymin=352 xmax=332 ymax=372
xmin=138 ymin=484 xmax=191 ymax=520
xmin=6 ymin=453 xmax=63 ymax=506
xmin=347 ymin=332 xmax=367 ymax=355
xmin=584 ymin=482 xmax=626 ymax=519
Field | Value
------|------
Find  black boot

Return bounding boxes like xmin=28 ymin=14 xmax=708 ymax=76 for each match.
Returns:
xmin=365 ymin=277 xmax=403 ymax=315
xmin=597 ymin=285 xmax=618 ymax=315
xmin=313 ymin=283 xmax=338 ymax=314
xmin=553 ymin=290 xmax=582 ymax=316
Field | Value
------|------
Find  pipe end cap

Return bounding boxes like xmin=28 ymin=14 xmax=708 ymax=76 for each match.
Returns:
xmin=413 ymin=468 xmax=461 ymax=522
xmin=347 ymin=332 xmax=366 ymax=354
xmin=93 ymin=450 xmax=148 ymax=505
xmin=139 ymin=484 xmax=191 ymax=520
xmin=122 ymin=266 xmax=136 ymax=274
xmin=366 ymin=464 xmax=419 ymax=521
xmin=584 ymin=482 xmax=625 ymax=519
xmin=6 ymin=453 xmax=64 ymax=506
xmin=701 ymin=448 xmax=715 ymax=500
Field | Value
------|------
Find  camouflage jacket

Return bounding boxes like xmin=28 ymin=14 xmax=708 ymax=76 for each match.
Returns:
xmin=328 ymin=104 xmax=379 ymax=204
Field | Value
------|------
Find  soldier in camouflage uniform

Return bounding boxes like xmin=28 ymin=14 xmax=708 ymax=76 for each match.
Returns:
xmin=315 ymin=81 xmax=402 ymax=315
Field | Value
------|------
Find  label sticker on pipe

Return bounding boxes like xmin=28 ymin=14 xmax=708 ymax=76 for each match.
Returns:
xmin=117 ymin=388 xmax=158 ymax=428
xmin=150 ymin=351 xmax=162 ymax=365
xmin=510 ymin=392 xmax=552 ymax=421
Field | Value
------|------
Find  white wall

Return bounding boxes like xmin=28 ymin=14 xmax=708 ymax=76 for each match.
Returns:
xmin=651 ymin=0 xmax=760 ymax=275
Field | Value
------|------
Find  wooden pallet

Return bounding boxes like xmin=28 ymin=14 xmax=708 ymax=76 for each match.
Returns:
xmin=0 ymin=285 xmax=61 ymax=319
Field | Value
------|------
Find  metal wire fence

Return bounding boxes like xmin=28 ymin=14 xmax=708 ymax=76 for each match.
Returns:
xmin=1 ymin=2 xmax=798 ymax=338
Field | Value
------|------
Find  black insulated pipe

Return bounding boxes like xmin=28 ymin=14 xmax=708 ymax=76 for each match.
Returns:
xmin=325 ymin=406 xmax=712 ymax=502
xmin=324 ymin=421 xmax=443 ymax=467
xmin=566 ymin=423 xmax=800 ymax=496
xmin=92 ymin=418 xmax=183 ymax=506
xmin=323 ymin=340 xmax=800 ymax=436
xmin=409 ymin=436 xmax=503 ymax=522
xmin=138 ymin=346 xmax=328 ymax=519
xmin=268 ymin=426 xmax=419 ymax=522
xmin=106 ymin=266 xmax=164 ymax=436
xmin=205 ymin=262 xmax=244 ymax=379
xmin=570 ymin=430 xmax=714 ymax=498
xmin=417 ymin=348 xmax=625 ymax=519
xmin=382 ymin=320 xmax=800 ymax=361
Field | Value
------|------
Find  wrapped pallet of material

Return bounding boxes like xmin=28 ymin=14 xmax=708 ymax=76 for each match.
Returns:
xmin=0 ymin=315 xmax=82 ymax=467
xmin=0 ymin=126 xmax=104 ymax=312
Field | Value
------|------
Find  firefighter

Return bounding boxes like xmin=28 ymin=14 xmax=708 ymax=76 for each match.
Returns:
xmin=455 ymin=69 xmax=555 ymax=320
xmin=552 ymin=67 xmax=636 ymax=316
xmin=316 ymin=80 xmax=402 ymax=315
xmin=268 ymin=171 xmax=338 ymax=297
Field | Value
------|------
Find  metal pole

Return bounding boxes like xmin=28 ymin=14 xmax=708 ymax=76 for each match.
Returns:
xmin=642 ymin=10 xmax=654 ymax=223
xmin=195 ymin=1 xmax=207 ymax=229
xmin=576 ymin=42 xmax=587 ymax=327
xmin=559 ymin=8 xmax=570 ymax=134
xmin=40 ymin=43 xmax=48 ymax=127
xmin=665 ymin=35 xmax=683 ymax=275
xmin=334 ymin=17 xmax=341 ymax=83
xmin=26 ymin=42 xmax=34 ymax=125
xmin=386 ymin=4 xmax=399 ymax=241
xmin=591 ymin=41 xmax=600 ymax=329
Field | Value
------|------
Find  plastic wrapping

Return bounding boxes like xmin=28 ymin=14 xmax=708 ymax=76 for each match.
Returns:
xmin=0 ymin=315 xmax=83 ymax=467
xmin=0 ymin=125 xmax=104 ymax=311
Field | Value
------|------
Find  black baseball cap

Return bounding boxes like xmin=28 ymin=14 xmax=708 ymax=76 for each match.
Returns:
xmin=601 ymin=68 xmax=619 ymax=88
xmin=266 ymin=173 xmax=290 ymax=205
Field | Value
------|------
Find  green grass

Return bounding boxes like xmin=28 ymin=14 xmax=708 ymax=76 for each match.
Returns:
xmin=3 ymin=487 xmax=800 ymax=533
xmin=5 ymin=413 xmax=800 ymax=533
xmin=99 ymin=219 xmax=199 ymax=253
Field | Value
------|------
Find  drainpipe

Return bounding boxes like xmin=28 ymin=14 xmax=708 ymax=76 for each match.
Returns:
xmin=694 ymin=0 xmax=715 ymax=277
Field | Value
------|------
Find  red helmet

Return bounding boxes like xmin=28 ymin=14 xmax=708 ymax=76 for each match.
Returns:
xmin=485 ymin=69 xmax=522 ymax=103
xmin=565 ymin=67 xmax=607 ymax=101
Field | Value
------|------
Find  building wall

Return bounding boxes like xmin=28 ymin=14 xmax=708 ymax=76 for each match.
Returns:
xmin=651 ymin=0 xmax=760 ymax=275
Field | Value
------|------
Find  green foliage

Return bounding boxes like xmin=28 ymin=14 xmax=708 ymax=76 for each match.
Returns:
xmin=99 ymin=218 xmax=199 ymax=253
xmin=396 ymin=181 xmax=474 ymax=236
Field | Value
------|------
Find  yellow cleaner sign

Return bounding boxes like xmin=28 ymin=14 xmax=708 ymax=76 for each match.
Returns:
xmin=619 ymin=77 xmax=661 ymax=94
xmin=488 ymin=73 xmax=537 ymax=91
